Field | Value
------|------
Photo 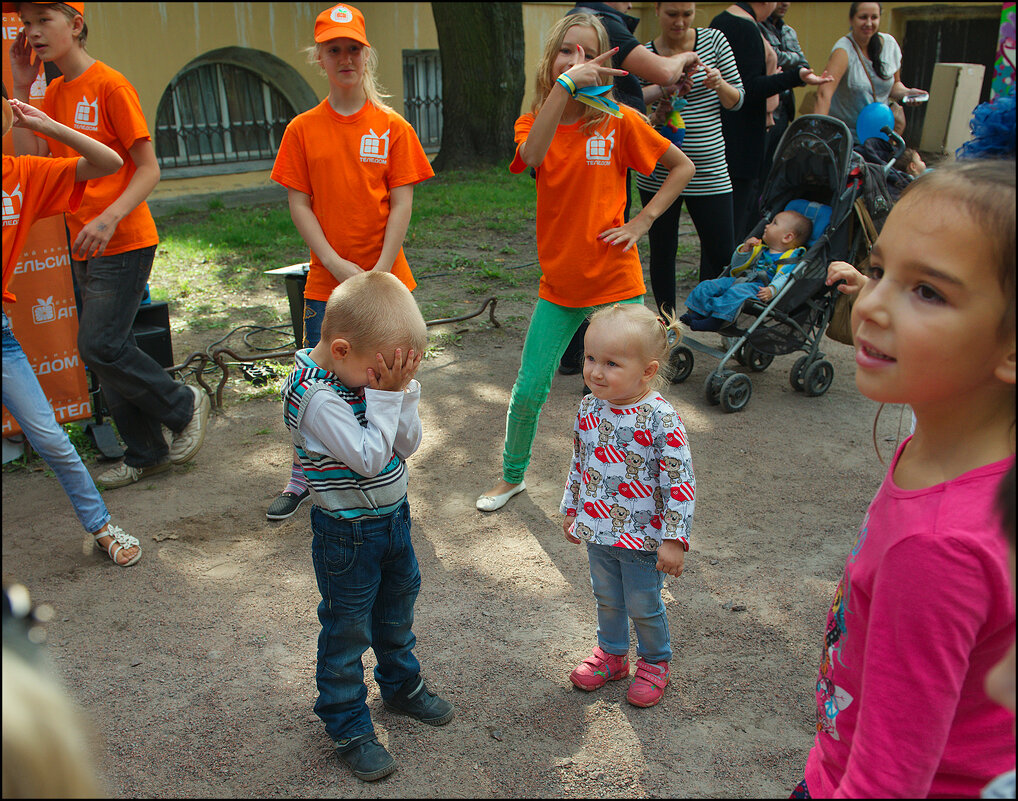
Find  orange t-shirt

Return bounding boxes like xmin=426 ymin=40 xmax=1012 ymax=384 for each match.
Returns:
xmin=40 ymin=60 xmax=159 ymax=257
xmin=510 ymin=106 xmax=669 ymax=308
xmin=2 ymin=153 xmax=84 ymax=302
xmin=271 ymin=99 xmax=434 ymax=302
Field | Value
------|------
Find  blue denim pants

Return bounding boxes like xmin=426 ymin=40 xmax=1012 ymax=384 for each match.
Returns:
xmin=2 ymin=311 xmax=110 ymax=534
xmin=72 ymin=246 xmax=192 ymax=468
xmin=586 ymin=542 xmax=672 ymax=664
xmin=685 ymin=276 xmax=765 ymax=323
xmin=302 ymin=298 xmax=327 ymax=349
xmin=310 ymin=500 xmax=422 ymax=742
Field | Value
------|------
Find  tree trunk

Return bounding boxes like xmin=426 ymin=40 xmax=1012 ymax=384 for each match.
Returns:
xmin=430 ymin=3 xmax=525 ymax=171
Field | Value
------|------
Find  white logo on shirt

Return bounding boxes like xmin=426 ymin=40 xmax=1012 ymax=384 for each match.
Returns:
xmin=586 ymin=130 xmax=614 ymax=166
xmin=74 ymin=96 xmax=99 ymax=130
xmin=359 ymin=128 xmax=390 ymax=163
xmin=330 ymin=5 xmax=353 ymax=23
xmin=2 ymin=183 xmax=22 ymax=227
xmin=29 ymin=73 xmax=47 ymax=100
xmin=32 ymin=296 xmax=56 ymax=324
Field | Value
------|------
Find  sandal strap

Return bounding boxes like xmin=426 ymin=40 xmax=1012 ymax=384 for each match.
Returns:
xmin=94 ymin=525 xmax=139 ymax=560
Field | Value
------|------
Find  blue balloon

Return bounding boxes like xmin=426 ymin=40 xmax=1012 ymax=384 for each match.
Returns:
xmin=856 ymin=102 xmax=895 ymax=143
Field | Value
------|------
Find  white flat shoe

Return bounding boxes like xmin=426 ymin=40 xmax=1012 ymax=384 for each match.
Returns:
xmin=476 ymin=480 xmax=526 ymax=512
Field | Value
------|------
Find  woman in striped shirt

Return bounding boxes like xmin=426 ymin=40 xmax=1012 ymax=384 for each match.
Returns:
xmin=636 ymin=2 xmax=744 ymax=313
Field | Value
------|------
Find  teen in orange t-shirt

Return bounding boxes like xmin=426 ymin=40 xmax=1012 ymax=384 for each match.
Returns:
xmin=8 ymin=1 xmax=210 ymax=490
xmin=475 ymin=13 xmax=694 ymax=512
xmin=266 ymin=3 xmax=433 ymax=521
xmin=2 ymin=84 xmax=146 ymax=566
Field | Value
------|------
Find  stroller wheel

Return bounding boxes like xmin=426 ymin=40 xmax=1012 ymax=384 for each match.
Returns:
xmin=790 ymin=355 xmax=810 ymax=392
xmin=704 ymin=370 xmax=730 ymax=406
xmin=669 ymin=346 xmax=694 ymax=383
xmin=739 ymin=343 xmax=775 ymax=373
xmin=803 ymin=359 xmax=835 ymax=397
xmin=720 ymin=373 xmax=753 ymax=413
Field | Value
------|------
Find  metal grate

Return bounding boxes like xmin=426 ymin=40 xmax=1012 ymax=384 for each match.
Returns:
xmin=402 ymin=50 xmax=442 ymax=152
xmin=155 ymin=63 xmax=295 ymax=169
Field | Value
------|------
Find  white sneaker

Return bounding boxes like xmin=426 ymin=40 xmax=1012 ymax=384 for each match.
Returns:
xmin=169 ymin=385 xmax=211 ymax=464
xmin=97 ymin=460 xmax=171 ymax=489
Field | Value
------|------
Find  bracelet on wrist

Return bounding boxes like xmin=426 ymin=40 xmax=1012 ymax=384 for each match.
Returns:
xmin=556 ymin=73 xmax=578 ymax=98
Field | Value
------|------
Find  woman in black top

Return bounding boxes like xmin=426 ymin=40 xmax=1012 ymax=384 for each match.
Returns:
xmin=710 ymin=2 xmax=831 ymax=240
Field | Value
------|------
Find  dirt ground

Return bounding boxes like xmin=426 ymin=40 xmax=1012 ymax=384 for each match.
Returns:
xmin=1 ymin=218 xmax=907 ymax=798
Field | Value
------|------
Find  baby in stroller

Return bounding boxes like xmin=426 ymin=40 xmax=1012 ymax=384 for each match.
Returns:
xmin=680 ymin=209 xmax=813 ymax=332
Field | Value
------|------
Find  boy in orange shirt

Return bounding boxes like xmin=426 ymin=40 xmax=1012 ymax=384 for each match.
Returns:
xmin=267 ymin=3 xmax=434 ymax=521
xmin=3 ymin=83 xmax=142 ymax=565
xmin=8 ymin=1 xmax=210 ymax=489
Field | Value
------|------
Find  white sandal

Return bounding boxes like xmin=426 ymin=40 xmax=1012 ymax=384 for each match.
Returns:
xmin=88 ymin=524 xmax=142 ymax=567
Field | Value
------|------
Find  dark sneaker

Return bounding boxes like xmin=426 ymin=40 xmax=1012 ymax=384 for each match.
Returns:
xmin=334 ymin=733 xmax=396 ymax=782
xmin=266 ymin=488 xmax=310 ymax=521
xmin=383 ymin=676 xmax=454 ymax=726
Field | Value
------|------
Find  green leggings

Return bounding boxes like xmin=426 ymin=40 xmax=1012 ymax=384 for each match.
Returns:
xmin=501 ymin=295 xmax=642 ymax=484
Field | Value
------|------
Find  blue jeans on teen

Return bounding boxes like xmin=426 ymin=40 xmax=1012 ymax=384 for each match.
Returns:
xmin=302 ymin=298 xmax=327 ymax=349
xmin=72 ymin=246 xmax=192 ymax=468
xmin=586 ymin=542 xmax=671 ymax=663
xmin=685 ymin=276 xmax=765 ymax=323
xmin=310 ymin=500 xmax=422 ymax=742
xmin=2 ymin=311 xmax=110 ymax=534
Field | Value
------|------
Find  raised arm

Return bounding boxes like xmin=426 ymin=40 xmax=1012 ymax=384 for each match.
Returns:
xmin=813 ymin=48 xmax=848 ymax=116
xmin=8 ymin=99 xmax=122 ymax=180
xmin=621 ymin=46 xmax=701 ymax=89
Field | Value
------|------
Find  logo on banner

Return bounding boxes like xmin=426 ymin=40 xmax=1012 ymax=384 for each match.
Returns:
xmin=74 ymin=96 xmax=98 ymax=130
xmin=32 ymin=296 xmax=56 ymax=324
xmin=586 ymin=130 xmax=614 ymax=165
xmin=359 ymin=128 xmax=389 ymax=163
xmin=331 ymin=5 xmax=353 ymax=23
xmin=29 ymin=72 xmax=47 ymax=100
xmin=2 ymin=183 xmax=22 ymax=227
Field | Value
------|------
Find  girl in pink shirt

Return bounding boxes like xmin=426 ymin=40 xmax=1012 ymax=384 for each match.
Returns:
xmin=792 ymin=160 xmax=1016 ymax=798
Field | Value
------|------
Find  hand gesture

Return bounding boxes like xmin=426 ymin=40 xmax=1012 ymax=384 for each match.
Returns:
xmin=703 ymin=67 xmax=723 ymax=93
xmin=8 ymin=97 xmax=53 ymax=133
xmin=599 ymin=215 xmax=650 ymax=252
xmin=8 ymin=30 xmax=40 ymax=92
xmin=71 ymin=216 xmax=118 ymax=260
xmin=756 ymin=285 xmax=775 ymax=302
xmin=799 ymin=67 xmax=834 ymax=86
xmin=826 ymin=260 xmax=867 ymax=295
xmin=367 ymin=347 xmax=421 ymax=392
xmin=739 ymin=236 xmax=761 ymax=253
xmin=563 ymin=45 xmax=626 ymax=91
xmin=563 ymin=514 xmax=580 ymax=544
xmin=655 ymin=539 xmax=685 ymax=577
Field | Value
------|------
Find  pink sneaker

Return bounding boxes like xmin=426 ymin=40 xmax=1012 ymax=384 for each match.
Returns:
xmin=626 ymin=658 xmax=669 ymax=707
xmin=569 ymin=646 xmax=630 ymax=691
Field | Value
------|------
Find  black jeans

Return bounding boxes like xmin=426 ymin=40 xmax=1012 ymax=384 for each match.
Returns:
xmin=72 ymin=245 xmax=192 ymax=467
xmin=638 ymin=189 xmax=736 ymax=316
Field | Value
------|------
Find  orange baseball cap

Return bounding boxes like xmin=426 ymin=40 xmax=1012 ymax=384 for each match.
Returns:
xmin=2 ymin=2 xmax=85 ymax=14
xmin=314 ymin=3 xmax=369 ymax=47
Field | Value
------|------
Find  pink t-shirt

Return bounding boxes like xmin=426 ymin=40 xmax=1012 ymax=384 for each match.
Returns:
xmin=805 ymin=441 xmax=1016 ymax=798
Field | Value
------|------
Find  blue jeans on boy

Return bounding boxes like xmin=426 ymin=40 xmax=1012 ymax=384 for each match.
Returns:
xmin=310 ymin=500 xmax=422 ymax=742
xmin=2 ymin=311 xmax=110 ymax=534
xmin=72 ymin=246 xmax=192 ymax=468
xmin=685 ymin=276 xmax=765 ymax=323
xmin=586 ymin=542 xmax=671 ymax=663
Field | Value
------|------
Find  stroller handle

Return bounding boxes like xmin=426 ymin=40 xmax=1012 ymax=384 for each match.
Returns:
xmin=879 ymin=126 xmax=908 ymax=176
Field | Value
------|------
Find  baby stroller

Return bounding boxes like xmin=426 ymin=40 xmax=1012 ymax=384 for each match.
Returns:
xmin=670 ymin=115 xmax=864 ymax=413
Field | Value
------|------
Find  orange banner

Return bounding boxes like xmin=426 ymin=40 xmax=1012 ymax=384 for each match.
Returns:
xmin=2 ymin=11 xmax=92 ymax=438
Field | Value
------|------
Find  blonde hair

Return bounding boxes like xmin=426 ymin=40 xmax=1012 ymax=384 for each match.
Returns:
xmin=305 ymin=41 xmax=392 ymax=113
xmin=2 ymin=646 xmax=102 ymax=798
xmin=320 ymin=272 xmax=427 ymax=355
xmin=588 ymin=303 xmax=682 ymax=390
xmin=533 ymin=13 xmax=615 ymax=132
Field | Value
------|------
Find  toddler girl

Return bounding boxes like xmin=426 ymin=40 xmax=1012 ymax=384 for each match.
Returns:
xmin=476 ymin=12 xmax=695 ymax=512
xmin=561 ymin=303 xmax=693 ymax=708
xmin=796 ymin=160 xmax=1016 ymax=797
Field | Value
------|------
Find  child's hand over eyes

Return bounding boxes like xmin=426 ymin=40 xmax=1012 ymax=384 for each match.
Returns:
xmin=367 ymin=348 xmax=422 ymax=392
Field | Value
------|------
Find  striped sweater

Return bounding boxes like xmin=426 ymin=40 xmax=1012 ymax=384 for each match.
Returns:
xmin=281 ymin=349 xmax=422 ymax=520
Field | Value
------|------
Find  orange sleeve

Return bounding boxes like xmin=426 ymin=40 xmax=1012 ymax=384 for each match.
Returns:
xmin=386 ymin=115 xmax=434 ymax=189
xmin=509 ymin=114 xmax=535 ymax=174
xmin=270 ymin=116 xmax=312 ymax=195
xmin=104 ymin=83 xmax=151 ymax=152
xmin=618 ymin=108 xmax=670 ymax=177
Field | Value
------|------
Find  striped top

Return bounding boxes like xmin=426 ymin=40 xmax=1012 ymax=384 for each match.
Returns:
xmin=635 ymin=28 xmax=744 ymax=197
xmin=281 ymin=349 xmax=422 ymax=521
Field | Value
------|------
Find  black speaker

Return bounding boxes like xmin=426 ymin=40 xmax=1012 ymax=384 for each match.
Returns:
xmin=133 ymin=301 xmax=174 ymax=368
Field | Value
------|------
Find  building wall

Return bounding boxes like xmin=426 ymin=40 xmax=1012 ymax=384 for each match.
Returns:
xmin=18 ymin=1 xmax=997 ymax=201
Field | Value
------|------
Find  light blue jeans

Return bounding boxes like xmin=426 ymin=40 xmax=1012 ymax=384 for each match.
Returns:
xmin=586 ymin=542 xmax=671 ymax=664
xmin=2 ymin=311 xmax=110 ymax=534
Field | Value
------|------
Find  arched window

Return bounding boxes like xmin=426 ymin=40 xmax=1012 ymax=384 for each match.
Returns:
xmin=156 ymin=62 xmax=296 ymax=174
